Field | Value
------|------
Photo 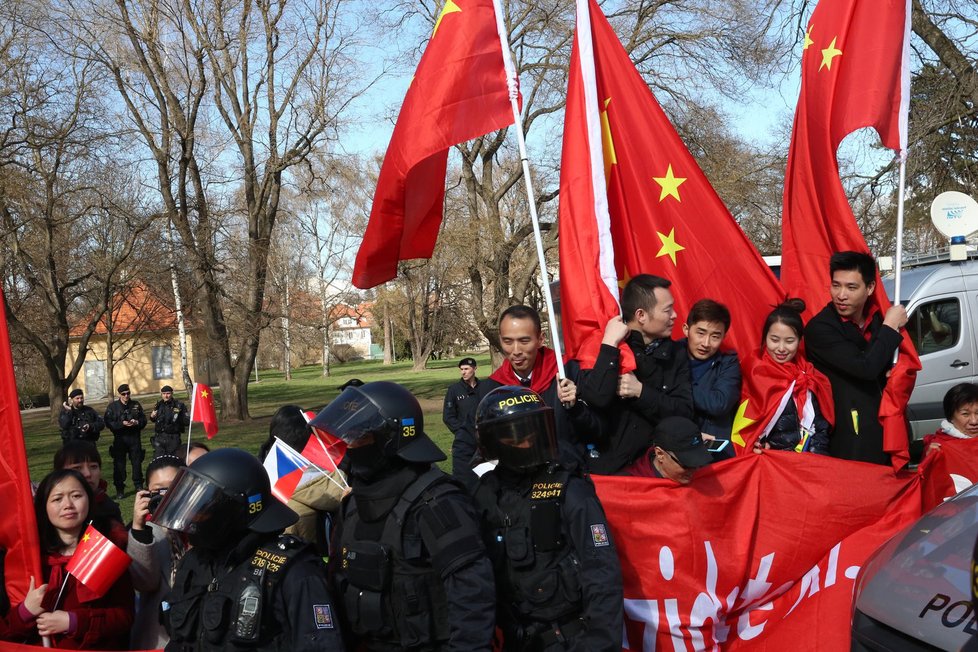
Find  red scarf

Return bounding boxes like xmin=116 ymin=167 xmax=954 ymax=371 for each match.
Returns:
xmin=739 ymin=350 xmax=835 ymax=450
xmin=489 ymin=346 xmax=560 ymax=395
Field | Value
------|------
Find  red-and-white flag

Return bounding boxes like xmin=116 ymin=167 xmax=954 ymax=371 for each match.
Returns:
xmin=352 ymin=0 xmax=519 ymax=289
xmin=780 ymin=0 xmax=919 ymax=469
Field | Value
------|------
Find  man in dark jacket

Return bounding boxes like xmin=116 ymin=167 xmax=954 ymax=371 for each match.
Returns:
xmin=804 ymin=251 xmax=908 ymax=466
xmin=104 ymin=383 xmax=147 ymax=498
xmin=58 ymin=388 xmax=104 ymax=443
xmin=485 ymin=305 xmax=604 ymax=467
xmin=149 ymin=386 xmax=189 ymax=456
xmin=579 ymin=275 xmax=693 ymax=474
xmin=680 ymin=299 xmax=740 ymax=460
xmin=443 ymin=357 xmax=490 ymax=490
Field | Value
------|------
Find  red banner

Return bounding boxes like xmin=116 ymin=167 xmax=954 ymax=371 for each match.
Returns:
xmin=918 ymin=437 xmax=978 ymax=512
xmin=595 ymin=453 xmax=922 ymax=650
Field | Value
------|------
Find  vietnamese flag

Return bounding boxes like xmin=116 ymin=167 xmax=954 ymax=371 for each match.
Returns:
xmin=65 ymin=524 xmax=131 ymax=599
xmin=0 ymin=287 xmax=42 ymax=605
xmin=780 ymin=0 xmax=919 ymax=469
xmin=352 ymin=0 xmax=518 ymax=289
xmin=557 ymin=0 xmax=784 ymax=373
xmin=191 ymin=382 xmax=219 ymax=439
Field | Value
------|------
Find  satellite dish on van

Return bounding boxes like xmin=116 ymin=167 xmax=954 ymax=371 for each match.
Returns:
xmin=930 ymin=191 xmax=978 ymax=238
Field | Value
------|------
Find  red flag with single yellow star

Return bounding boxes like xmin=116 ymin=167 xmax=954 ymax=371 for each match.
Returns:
xmin=780 ymin=0 xmax=919 ymax=470
xmin=191 ymin=382 xmax=218 ymax=439
xmin=65 ymin=524 xmax=131 ymax=599
xmin=558 ymin=0 xmax=784 ymax=375
xmin=352 ymin=0 xmax=518 ymax=289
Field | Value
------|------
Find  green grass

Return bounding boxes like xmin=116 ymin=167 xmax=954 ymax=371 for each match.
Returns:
xmin=20 ymin=354 xmax=490 ymax=519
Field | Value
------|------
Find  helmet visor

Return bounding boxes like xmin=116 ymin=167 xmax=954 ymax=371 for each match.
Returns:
xmin=309 ymin=386 xmax=389 ymax=446
xmin=151 ymin=467 xmax=243 ymax=535
xmin=478 ymin=409 xmax=557 ymax=469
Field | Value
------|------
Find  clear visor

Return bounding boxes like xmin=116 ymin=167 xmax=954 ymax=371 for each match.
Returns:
xmin=308 ymin=386 xmax=389 ymax=446
xmin=151 ymin=467 xmax=240 ymax=534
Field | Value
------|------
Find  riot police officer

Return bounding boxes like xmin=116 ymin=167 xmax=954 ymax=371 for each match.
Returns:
xmin=58 ymin=388 xmax=104 ymax=443
xmin=152 ymin=447 xmax=344 ymax=651
xmin=474 ymin=386 xmax=624 ymax=651
xmin=310 ymin=381 xmax=495 ymax=651
xmin=149 ymin=386 xmax=189 ymax=456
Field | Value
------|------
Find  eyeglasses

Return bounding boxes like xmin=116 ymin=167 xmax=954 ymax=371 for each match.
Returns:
xmin=120 ymin=392 xmax=130 ymax=396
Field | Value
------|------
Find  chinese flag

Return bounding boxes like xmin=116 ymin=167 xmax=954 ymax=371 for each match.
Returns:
xmin=301 ymin=411 xmax=346 ymax=472
xmin=780 ymin=0 xmax=919 ymax=469
xmin=191 ymin=382 xmax=219 ymax=439
xmin=0 ymin=288 xmax=42 ymax=605
xmin=352 ymin=0 xmax=518 ymax=289
xmin=558 ymin=0 xmax=784 ymax=371
xmin=66 ymin=524 xmax=131 ymax=599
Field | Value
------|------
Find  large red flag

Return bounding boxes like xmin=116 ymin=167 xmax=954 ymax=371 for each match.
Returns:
xmin=557 ymin=0 xmax=784 ymax=372
xmin=595 ymin=453 xmax=922 ymax=650
xmin=352 ymin=0 xmax=517 ymax=289
xmin=780 ymin=0 xmax=919 ymax=470
xmin=917 ymin=437 xmax=978 ymax=512
xmin=65 ymin=524 xmax=131 ymax=599
xmin=190 ymin=382 xmax=218 ymax=439
xmin=0 ymin=289 xmax=42 ymax=606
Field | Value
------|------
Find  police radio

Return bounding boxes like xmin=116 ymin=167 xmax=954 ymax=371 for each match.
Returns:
xmin=234 ymin=583 xmax=262 ymax=641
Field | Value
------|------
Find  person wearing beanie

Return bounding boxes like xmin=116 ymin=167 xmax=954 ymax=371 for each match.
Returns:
xmin=442 ymin=356 xmax=490 ymax=491
xmin=104 ymin=383 xmax=148 ymax=498
xmin=58 ymin=389 xmax=104 ymax=443
xmin=149 ymin=386 xmax=189 ymax=456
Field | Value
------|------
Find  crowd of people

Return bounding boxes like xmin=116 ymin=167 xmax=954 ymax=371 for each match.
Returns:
xmin=4 ymin=248 xmax=977 ymax=650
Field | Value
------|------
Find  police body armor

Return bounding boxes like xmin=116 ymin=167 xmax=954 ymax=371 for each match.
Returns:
xmin=337 ymin=467 xmax=456 ymax=649
xmin=475 ymin=465 xmax=586 ymax=648
xmin=153 ymin=400 xmax=184 ymax=451
xmin=164 ymin=534 xmax=309 ymax=652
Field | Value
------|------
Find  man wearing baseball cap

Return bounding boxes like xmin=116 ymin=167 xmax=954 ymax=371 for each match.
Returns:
xmin=442 ymin=356 xmax=489 ymax=490
xmin=626 ymin=416 xmax=714 ymax=484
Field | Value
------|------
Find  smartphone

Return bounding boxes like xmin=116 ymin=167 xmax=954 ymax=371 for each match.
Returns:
xmin=707 ymin=439 xmax=730 ymax=453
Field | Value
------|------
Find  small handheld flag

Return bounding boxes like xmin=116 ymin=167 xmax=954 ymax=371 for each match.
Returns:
xmin=65 ymin=524 xmax=131 ymax=599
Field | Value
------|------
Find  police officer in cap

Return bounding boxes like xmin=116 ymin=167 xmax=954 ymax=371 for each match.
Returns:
xmin=311 ymin=380 xmax=495 ymax=651
xmin=152 ymin=447 xmax=344 ymax=651
xmin=474 ymin=385 xmax=623 ymax=651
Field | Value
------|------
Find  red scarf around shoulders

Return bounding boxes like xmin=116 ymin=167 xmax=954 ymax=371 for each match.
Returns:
xmin=490 ymin=346 xmax=560 ymax=395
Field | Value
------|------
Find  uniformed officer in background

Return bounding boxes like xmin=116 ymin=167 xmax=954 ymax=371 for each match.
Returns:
xmin=474 ymin=385 xmax=623 ymax=651
xmin=442 ymin=356 xmax=489 ymax=491
xmin=152 ymin=447 xmax=344 ymax=651
xmin=150 ymin=385 xmax=190 ymax=456
xmin=311 ymin=380 xmax=495 ymax=651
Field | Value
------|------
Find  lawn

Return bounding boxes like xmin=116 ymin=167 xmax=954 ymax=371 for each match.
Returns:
xmin=20 ymin=354 xmax=490 ymax=519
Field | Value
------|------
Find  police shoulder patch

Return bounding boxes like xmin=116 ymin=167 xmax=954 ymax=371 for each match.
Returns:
xmin=313 ymin=604 xmax=334 ymax=629
xmin=590 ymin=523 xmax=610 ymax=547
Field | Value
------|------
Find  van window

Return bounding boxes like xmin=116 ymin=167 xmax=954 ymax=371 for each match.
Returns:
xmin=908 ymin=298 xmax=960 ymax=355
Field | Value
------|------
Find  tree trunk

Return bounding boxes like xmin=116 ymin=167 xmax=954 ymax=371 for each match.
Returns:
xmin=383 ymin=304 xmax=393 ymax=365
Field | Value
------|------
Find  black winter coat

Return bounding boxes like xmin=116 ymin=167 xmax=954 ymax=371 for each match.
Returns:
xmin=763 ymin=394 xmax=831 ymax=454
xmin=104 ymin=399 xmax=148 ymax=437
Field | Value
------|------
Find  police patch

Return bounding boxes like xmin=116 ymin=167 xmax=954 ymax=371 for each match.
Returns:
xmin=313 ymin=604 xmax=334 ymax=629
xmin=590 ymin=523 xmax=610 ymax=547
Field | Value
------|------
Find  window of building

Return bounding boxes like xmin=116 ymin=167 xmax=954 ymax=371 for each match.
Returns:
xmin=152 ymin=345 xmax=174 ymax=379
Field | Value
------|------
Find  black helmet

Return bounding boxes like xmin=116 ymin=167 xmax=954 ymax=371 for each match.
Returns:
xmin=309 ymin=381 xmax=445 ymax=463
xmin=476 ymin=386 xmax=557 ymax=469
xmin=152 ymin=448 xmax=298 ymax=548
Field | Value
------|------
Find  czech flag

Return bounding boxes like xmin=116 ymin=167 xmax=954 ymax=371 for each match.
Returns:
xmin=262 ymin=438 xmax=314 ymax=503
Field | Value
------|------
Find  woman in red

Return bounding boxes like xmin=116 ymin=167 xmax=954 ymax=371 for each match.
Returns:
xmin=922 ymin=383 xmax=978 ymax=458
xmin=4 ymin=469 xmax=133 ymax=649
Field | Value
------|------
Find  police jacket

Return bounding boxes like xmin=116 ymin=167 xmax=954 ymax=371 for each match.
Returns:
xmin=579 ymin=335 xmax=694 ymax=474
xmin=442 ymin=378 xmax=489 ymax=444
xmin=104 ymin=398 xmax=147 ymax=437
xmin=58 ymin=405 xmax=104 ymax=442
xmin=164 ymin=532 xmax=343 ymax=652
xmin=474 ymin=464 xmax=623 ymax=651
xmin=333 ymin=463 xmax=495 ymax=651
xmin=151 ymin=399 xmax=189 ymax=436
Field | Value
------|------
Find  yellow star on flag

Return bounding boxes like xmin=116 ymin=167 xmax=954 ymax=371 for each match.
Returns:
xmin=730 ymin=399 xmax=757 ymax=448
xmin=820 ymin=37 xmax=842 ymax=71
xmin=600 ymin=97 xmax=617 ymax=183
xmin=652 ymin=164 xmax=686 ymax=202
xmin=81 ymin=533 xmax=91 ymax=543
xmin=655 ymin=228 xmax=685 ymax=266
xmin=803 ymin=25 xmax=814 ymax=50
xmin=433 ymin=0 xmax=461 ymax=39
xmin=617 ymin=265 xmax=633 ymax=289
xmin=201 ymin=389 xmax=209 ymax=398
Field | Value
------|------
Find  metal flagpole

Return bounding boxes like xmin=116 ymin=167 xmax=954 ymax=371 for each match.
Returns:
xmin=490 ymin=0 xmax=566 ymax=380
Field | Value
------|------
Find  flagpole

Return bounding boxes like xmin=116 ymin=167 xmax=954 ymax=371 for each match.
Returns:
xmin=275 ymin=437 xmax=348 ymax=493
xmin=491 ymin=0 xmax=566 ymax=380
xmin=185 ymin=382 xmax=197 ymax=460
xmin=300 ymin=412 xmax=350 ymax=490
xmin=894 ymin=154 xmax=907 ymax=306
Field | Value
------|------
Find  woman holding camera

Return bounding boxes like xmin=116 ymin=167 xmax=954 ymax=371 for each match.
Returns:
xmin=128 ymin=455 xmax=186 ymax=650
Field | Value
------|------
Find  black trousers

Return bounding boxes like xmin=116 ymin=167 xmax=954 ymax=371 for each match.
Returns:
xmin=111 ymin=433 xmax=144 ymax=491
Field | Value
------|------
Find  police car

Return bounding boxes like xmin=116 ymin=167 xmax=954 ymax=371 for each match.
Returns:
xmin=850 ymin=481 xmax=978 ymax=650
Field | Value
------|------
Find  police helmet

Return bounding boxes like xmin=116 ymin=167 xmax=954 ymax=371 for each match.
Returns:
xmin=309 ymin=381 xmax=445 ymax=463
xmin=476 ymin=386 xmax=557 ymax=469
xmin=152 ymin=448 xmax=298 ymax=548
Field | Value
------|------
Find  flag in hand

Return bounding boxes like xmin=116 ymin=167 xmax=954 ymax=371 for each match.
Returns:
xmin=263 ymin=438 xmax=322 ymax=503
xmin=352 ymin=0 xmax=518 ymax=289
xmin=66 ymin=524 xmax=131 ymax=599
xmin=558 ymin=0 xmax=783 ymax=371
xmin=301 ymin=410 xmax=347 ymax=473
xmin=780 ymin=0 xmax=919 ymax=469
xmin=191 ymin=383 xmax=219 ymax=439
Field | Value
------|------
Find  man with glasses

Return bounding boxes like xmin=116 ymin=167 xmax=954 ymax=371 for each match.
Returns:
xmin=626 ymin=416 xmax=713 ymax=484
xmin=104 ymin=383 xmax=147 ymax=498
